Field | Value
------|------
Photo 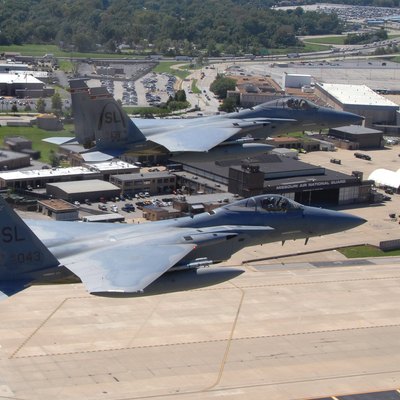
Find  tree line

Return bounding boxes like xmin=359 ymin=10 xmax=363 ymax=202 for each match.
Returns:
xmin=0 ymin=0 xmax=343 ymax=55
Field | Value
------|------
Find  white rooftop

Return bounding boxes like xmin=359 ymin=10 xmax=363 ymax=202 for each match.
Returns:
xmin=83 ymin=160 xmax=138 ymax=172
xmin=47 ymin=179 xmax=119 ymax=193
xmin=318 ymin=83 xmax=399 ymax=107
xmin=0 ymin=167 xmax=97 ymax=181
xmin=0 ymin=72 xmax=43 ymax=85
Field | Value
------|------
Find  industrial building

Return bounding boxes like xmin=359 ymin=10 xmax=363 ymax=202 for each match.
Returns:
xmin=3 ymin=136 xmax=40 ymax=160
xmin=316 ymin=83 xmax=399 ymax=129
xmin=0 ymin=149 xmax=31 ymax=171
xmin=0 ymin=63 xmax=29 ymax=73
xmin=176 ymin=155 xmax=372 ymax=206
xmin=110 ymin=171 xmax=176 ymax=196
xmin=283 ymin=73 xmax=312 ymax=89
xmin=0 ymin=167 xmax=102 ymax=190
xmin=46 ymin=180 xmax=121 ymax=202
xmin=226 ymin=75 xmax=285 ymax=107
xmin=37 ymin=199 xmax=79 ymax=221
xmin=0 ymin=161 xmax=138 ymax=190
xmin=4 ymin=136 xmax=32 ymax=152
xmin=0 ymin=73 xmax=53 ymax=98
xmin=328 ymin=125 xmax=384 ymax=149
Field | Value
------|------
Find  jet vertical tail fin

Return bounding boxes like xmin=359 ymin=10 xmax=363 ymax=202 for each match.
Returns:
xmin=0 ymin=196 xmax=60 ymax=299
xmin=69 ymin=79 xmax=97 ymax=148
xmin=69 ymin=79 xmax=146 ymax=157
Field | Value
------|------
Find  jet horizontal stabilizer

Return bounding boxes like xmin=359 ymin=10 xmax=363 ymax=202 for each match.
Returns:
xmin=43 ymin=137 xmax=77 ymax=145
xmin=80 ymin=149 xmax=124 ymax=162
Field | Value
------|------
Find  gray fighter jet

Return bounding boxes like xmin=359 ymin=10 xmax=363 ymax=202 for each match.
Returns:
xmin=0 ymin=194 xmax=365 ymax=300
xmin=47 ymin=79 xmax=362 ymax=162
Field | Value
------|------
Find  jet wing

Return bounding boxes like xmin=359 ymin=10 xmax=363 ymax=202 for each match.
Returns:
xmin=145 ymin=117 xmax=298 ymax=152
xmin=62 ymin=243 xmax=196 ymax=294
xmin=148 ymin=124 xmax=243 ymax=152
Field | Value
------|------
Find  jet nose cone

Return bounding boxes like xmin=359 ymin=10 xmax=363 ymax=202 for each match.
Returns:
xmin=345 ymin=111 xmax=364 ymax=125
xmin=331 ymin=109 xmax=364 ymax=126
xmin=306 ymin=208 xmax=367 ymax=236
xmin=332 ymin=211 xmax=367 ymax=233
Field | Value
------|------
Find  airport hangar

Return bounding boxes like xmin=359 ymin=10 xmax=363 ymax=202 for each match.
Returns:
xmin=315 ymin=83 xmax=400 ymax=130
xmin=175 ymin=154 xmax=372 ymax=206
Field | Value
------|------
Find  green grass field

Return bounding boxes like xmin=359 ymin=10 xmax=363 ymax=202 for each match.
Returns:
xmin=302 ymin=33 xmax=400 ymax=47
xmin=0 ymin=124 xmax=74 ymax=164
xmin=338 ymin=244 xmax=400 ymax=258
xmin=191 ymin=79 xmax=201 ymax=94
xmin=153 ymin=62 xmax=192 ymax=79
xmin=302 ymin=36 xmax=345 ymax=45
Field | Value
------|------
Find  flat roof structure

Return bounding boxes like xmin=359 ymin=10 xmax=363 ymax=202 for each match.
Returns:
xmin=182 ymin=154 xmax=326 ymax=182
xmin=0 ymin=166 xmax=98 ymax=182
xmin=38 ymin=199 xmax=77 ymax=212
xmin=47 ymin=179 xmax=119 ymax=194
xmin=0 ymin=149 xmax=31 ymax=173
xmin=331 ymin=125 xmax=383 ymax=135
xmin=0 ymin=72 xmax=42 ymax=85
xmin=83 ymin=160 xmax=139 ymax=173
xmin=318 ymin=83 xmax=399 ymax=108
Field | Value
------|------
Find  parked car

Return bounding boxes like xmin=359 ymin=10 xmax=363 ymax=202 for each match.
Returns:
xmin=122 ymin=203 xmax=135 ymax=212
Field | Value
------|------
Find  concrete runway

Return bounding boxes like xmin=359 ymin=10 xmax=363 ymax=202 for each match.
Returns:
xmin=1 ymin=254 xmax=400 ymax=400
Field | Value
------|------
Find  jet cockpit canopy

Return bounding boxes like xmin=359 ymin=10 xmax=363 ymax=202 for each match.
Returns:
xmin=225 ymin=194 xmax=303 ymax=213
xmin=259 ymin=97 xmax=318 ymax=111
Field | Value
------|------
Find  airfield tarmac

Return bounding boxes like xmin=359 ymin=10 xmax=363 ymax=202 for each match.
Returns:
xmin=1 ymin=255 xmax=400 ymax=400
xmin=2 ymin=146 xmax=400 ymax=399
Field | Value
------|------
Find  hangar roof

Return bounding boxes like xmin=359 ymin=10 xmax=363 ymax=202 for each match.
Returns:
xmin=46 ymin=179 xmax=119 ymax=194
xmin=368 ymin=169 xmax=400 ymax=189
xmin=330 ymin=125 xmax=383 ymax=135
xmin=178 ymin=154 xmax=355 ymax=184
xmin=318 ymin=83 xmax=399 ymax=108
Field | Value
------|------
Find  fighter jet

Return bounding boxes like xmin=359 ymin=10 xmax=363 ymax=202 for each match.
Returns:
xmin=46 ymin=79 xmax=362 ymax=162
xmin=0 ymin=194 xmax=365 ymax=300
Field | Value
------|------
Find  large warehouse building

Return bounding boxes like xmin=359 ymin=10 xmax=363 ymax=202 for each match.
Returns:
xmin=177 ymin=155 xmax=372 ymax=206
xmin=316 ymin=83 xmax=399 ymax=129
xmin=46 ymin=180 xmax=121 ymax=202
xmin=0 ymin=73 xmax=53 ymax=98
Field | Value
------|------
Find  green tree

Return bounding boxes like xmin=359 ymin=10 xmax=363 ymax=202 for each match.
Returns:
xmin=174 ymin=90 xmax=186 ymax=103
xmin=49 ymin=149 xmax=58 ymax=168
xmin=36 ymin=98 xmax=46 ymax=113
xmin=219 ymin=97 xmax=238 ymax=113
xmin=210 ymin=75 xmax=237 ymax=99
xmin=51 ymin=92 xmax=63 ymax=114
